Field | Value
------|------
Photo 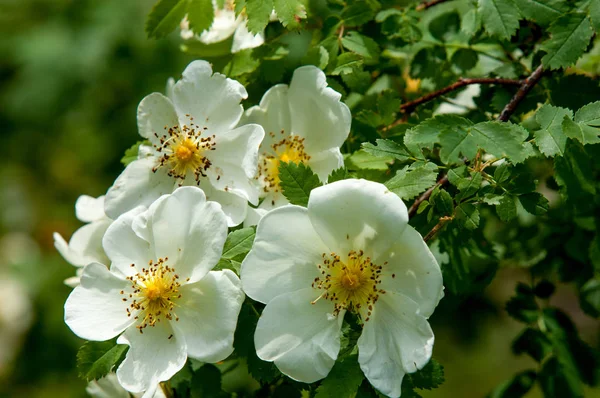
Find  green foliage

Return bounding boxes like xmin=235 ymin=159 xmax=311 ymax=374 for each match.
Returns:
xmin=517 ymin=0 xmax=569 ymax=26
xmin=385 ymin=162 xmax=439 ymax=200
xmin=76 ymin=340 xmax=128 ymax=382
xmin=215 ymin=227 xmax=255 ymax=273
xmin=187 ymin=0 xmax=215 ymax=34
xmin=278 ymin=162 xmax=322 ymax=207
xmin=120 ymin=141 xmax=146 ymax=166
xmin=540 ymin=12 xmax=594 ymax=70
xmin=146 ymin=0 xmax=189 ymax=39
xmin=190 ymin=364 xmax=223 ymax=397
xmin=361 ymin=139 xmax=412 ymax=161
xmin=273 ymin=0 xmax=306 ymax=29
xmin=478 ymin=0 xmax=521 ymax=40
xmin=246 ymin=0 xmax=274 ymax=34
xmin=314 ymin=356 xmax=364 ymax=398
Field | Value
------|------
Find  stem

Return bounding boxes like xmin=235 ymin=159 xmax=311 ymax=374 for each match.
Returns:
xmin=416 ymin=0 xmax=450 ymax=11
xmin=498 ymin=64 xmax=545 ymax=122
xmin=408 ymin=175 xmax=449 ymax=218
xmin=423 ymin=216 xmax=453 ymax=242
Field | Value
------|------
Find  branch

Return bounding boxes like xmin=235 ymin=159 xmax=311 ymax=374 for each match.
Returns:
xmin=498 ymin=65 xmax=545 ymax=122
xmin=408 ymin=175 xmax=449 ymax=218
xmin=416 ymin=0 xmax=450 ymax=11
xmin=423 ymin=216 xmax=453 ymax=242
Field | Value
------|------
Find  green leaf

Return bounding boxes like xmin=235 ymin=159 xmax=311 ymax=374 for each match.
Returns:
xmin=181 ymin=36 xmax=234 ymax=57
xmin=341 ymin=32 xmax=380 ymax=61
xmin=146 ymin=0 xmax=189 ymax=39
xmin=506 ymin=284 xmax=539 ymax=323
xmin=466 ymin=122 xmax=531 ymax=164
xmin=187 ymin=0 xmax=215 ymax=34
xmin=278 ymin=162 xmax=322 ymax=207
xmin=347 ymin=150 xmax=392 ymax=170
xmin=461 ymin=8 xmax=481 ymax=36
xmin=590 ymin=0 xmax=600 ymax=31
xmin=385 ymin=162 xmax=439 ymax=200
xmin=121 ymin=141 xmax=148 ymax=166
xmin=497 ymin=194 xmax=518 ymax=222
xmin=341 ymin=0 xmax=381 ymax=27
xmin=246 ymin=0 xmax=274 ymax=34
xmin=377 ymin=91 xmax=401 ymax=125
xmin=303 ymin=46 xmax=330 ymax=69
xmin=190 ymin=364 xmax=222 ymax=398
xmin=478 ymin=0 xmax=521 ymax=40
xmin=451 ymin=48 xmax=479 ymax=72
xmin=407 ymin=359 xmax=445 ymax=390
xmin=315 ymin=356 xmax=364 ymax=398
xmin=455 ymin=203 xmax=480 ymax=230
xmin=456 ymin=172 xmax=482 ymax=200
xmin=519 ymin=192 xmax=549 ymax=215
xmin=225 ymin=49 xmax=260 ymax=77
xmin=512 ymin=328 xmax=552 ymax=362
xmin=554 ymin=140 xmax=597 ymax=213
xmin=361 ymin=139 xmax=411 ymax=161
xmin=489 ymin=370 xmax=537 ymax=398
xmin=572 ymin=101 xmax=600 ymax=144
xmin=541 ymin=13 xmax=594 ymax=70
xmin=431 ymin=188 xmax=454 ymax=216
xmin=517 ymin=0 xmax=568 ymax=26
xmin=438 ymin=123 xmax=478 ymax=165
xmin=580 ymin=278 xmax=600 ymax=318
xmin=77 ymin=341 xmax=128 ymax=382
xmin=539 ymin=357 xmax=584 ymax=398
xmin=273 ymin=0 xmax=306 ymax=29
xmin=405 ymin=115 xmax=472 ymax=157
xmin=534 ymin=104 xmax=573 ymax=157
xmin=331 ymin=52 xmax=364 ymax=75
xmin=221 ymin=228 xmax=255 ymax=261
xmin=328 ymin=167 xmax=350 ymax=183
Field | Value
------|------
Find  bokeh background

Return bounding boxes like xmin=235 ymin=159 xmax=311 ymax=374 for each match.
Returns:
xmin=0 ymin=0 xmax=598 ymax=397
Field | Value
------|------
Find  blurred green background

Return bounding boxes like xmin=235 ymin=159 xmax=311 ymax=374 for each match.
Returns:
xmin=0 ymin=0 xmax=597 ymax=397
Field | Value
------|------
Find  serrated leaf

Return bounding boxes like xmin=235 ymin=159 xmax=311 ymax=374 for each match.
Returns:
xmin=190 ymin=364 xmax=222 ymax=398
xmin=534 ymin=104 xmax=573 ymax=157
xmin=246 ymin=0 xmax=273 ymax=34
xmin=77 ymin=341 xmax=128 ymax=382
xmin=478 ymin=0 xmax=521 ymax=40
xmin=405 ymin=115 xmax=473 ymax=157
xmin=377 ymin=90 xmax=401 ymax=125
xmin=187 ymin=0 xmax=215 ymax=34
xmin=497 ymin=194 xmax=518 ymax=221
xmin=506 ymin=284 xmax=539 ymax=323
xmin=341 ymin=0 xmax=381 ymax=27
xmin=519 ymin=192 xmax=549 ymax=215
xmin=432 ymin=189 xmax=454 ymax=215
xmin=554 ymin=140 xmax=597 ymax=213
xmin=361 ymin=139 xmax=411 ymax=161
xmin=512 ymin=328 xmax=553 ymax=362
xmin=517 ymin=0 xmax=568 ymax=26
xmin=439 ymin=123 xmax=478 ymax=165
xmin=146 ymin=0 xmax=189 ymax=39
xmin=315 ymin=356 xmax=364 ymax=398
xmin=347 ymin=150 xmax=392 ymax=170
xmin=341 ymin=32 xmax=380 ymax=61
xmin=385 ymin=162 xmax=439 ymax=200
xmin=489 ymin=370 xmax=537 ymax=398
xmin=461 ymin=8 xmax=481 ymax=36
xmin=121 ymin=141 xmax=147 ymax=166
xmin=278 ymin=162 xmax=322 ymax=206
xmin=225 ymin=49 xmax=260 ymax=77
xmin=456 ymin=172 xmax=483 ymax=200
xmin=303 ymin=46 xmax=329 ymax=69
xmin=455 ymin=203 xmax=480 ymax=230
xmin=408 ymin=359 xmax=445 ymax=390
xmin=580 ymin=278 xmax=600 ymax=318
xmin=331 ymin=52 xmax=364 ymax=75
xmin=466 ymin=122 xmax=531 ymax=164
xmin=273 ymin=0 xmax=306 ymax=29
xmin=572 ymin=101 xmax=600 ymax=144
xmin=221 ymin=228 xmax=255 ymax=261
xmin=541 ymin=13 xmax=594 ymax=70
xmin=328 ymin=167 xmax=350 ymax=183
xmin=590 ymin=0 xmax=600 ymax=31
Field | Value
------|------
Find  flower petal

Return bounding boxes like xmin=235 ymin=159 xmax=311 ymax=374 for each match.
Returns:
xmin=64 ymin=263 xmax=134 ymax=341
xmin=86 ymin=373 xmax=130 ymax=398
xmin=171 ymin=60 xmax=247 ymax=131
xmin=75 ymin=195 xmax=107 ymax=223
xmin=358 ymin=292 xmax=434 ymax=398
xmin=174 ymin=270 xmax=244 ymax=362
xmin=241 ymin=205 xmax=326 ymax=304
xmin=137 ymin=93 xmax=180 ymax=147
xmin=255 ymin=288 xmax=343 ymax=383
xmin=307 ymin=148 xmax=344 ymax=183
xmin=199 ymin=179 xmax=249 ymax=227
xmin=307 ymin=179 xmax=408 ymax=259
xmin=103 ymin=207 xmax=152 ymax=278
xmin=64 ymin=220 xmax=111 ymax=266
xmin=288 ymin=66 xmax=351 ymax=154
xmin=209 ymin=123 xmax=264 ymax=205
xmin=116 ymin=322 xmax=187 ymax=394
xmin=144 ymin=187 xmax=228 ymax=283
xmin=231 ymin=20 xmax=264 ymax=52
xmin=104 ymin=157 xmax=175 ymax=220
xmin=377 ymin=226 xmax=444 ymax=318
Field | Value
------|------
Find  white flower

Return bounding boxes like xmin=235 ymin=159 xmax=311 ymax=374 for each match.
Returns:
xmin=180 ymin=1 xmax=265 ymax=53
xmin=240 ymin=66 xmax=351 ymax=225
xmin=240 ymin=179 xmax=444 ymax=397
xmin=104 ymin=61 xmax=265 ymax=227
xmin=66 ymin=187 xmax=245 ymax=394
xmin=53 ymin=195 xmax=112 ymax=287
xmin=86 ymin=373 xmax=166 ymax=398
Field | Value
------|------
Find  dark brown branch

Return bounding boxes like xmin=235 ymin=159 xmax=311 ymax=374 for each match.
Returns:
xmin=498 ymin=65 xmax=545 ymax=122
xmin=423 ymin=216 xmax=453 ymax=242
xmin=408 ymin=175 xmax=449 ymax=218
xmin=416 ymin=0 xmax=450 ymax=11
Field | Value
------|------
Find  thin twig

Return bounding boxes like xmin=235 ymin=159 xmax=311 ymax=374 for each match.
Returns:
xmin=416 ymin=0 xmax=450 ymax=11
xmin=408 ymin=175 xmax=449 ymax=218
xmin=423 ymin=216 xmax=453 ymax=242
xmin=498 ymin=64 xmax=545 ymax=122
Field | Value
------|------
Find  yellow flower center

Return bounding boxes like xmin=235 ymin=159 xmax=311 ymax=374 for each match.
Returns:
xmin=258 ymin=133 xmax=311 ymax=196
xmin=121 ymin=257 xmax=185 ymax=334
xmin=152 ymin=120 xmax=216 ymax=184
xmin=312 ymin=250 xmax=386 ymax=321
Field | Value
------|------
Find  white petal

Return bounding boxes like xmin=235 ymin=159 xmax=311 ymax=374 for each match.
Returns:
xmin=75 ymin=195 xmax=107 ymax=223
xmin=174 ymin=270 xmax=244 ymax=362
xmin=104 ymin=158 xmax=176 ymax=220
xmin=103 ymin=207 xmax=152 ymax=278
xmin=241 ymin=205 xmax=326 ymax=304
xmin=144 ymin=187 xmax=228 ymax=284
xmin=377 ymin=226 xmax=444 ymax=318
xmin=307 ymin=179 xmax=408 ymax=259
xmin=64 ymin=263 xmax=134 ymax=341
xmin=231 ymin=20 xmax=264 ymax=52
xmin=254 ymin=288 xmax=342 ymax=383
xmin=67 ymin=220 xmax=111 ymax=266
xmin=86 ymin=373 xmax=130 ymax=398
xmin=209 ymin=123 xmax=264 ymax=205
xmin=116 ymin=322 xmax=187 ymax=394
xmin=171 ymin=60 xmax=247 ymax=131
xmin=243 ymin=205 xmax=269 ymax=228
xmin=239 ymin=85 xmax=292 ymax=153
xmin=54 ymin=232 xmax=84 ymax=267
xmin=199 ymin=180 xmax=249 ymax=227
xmin=137 ymin=93 xmax=180 ymax=147
xmin=199 ymin=9 xmax=238 ymax=44
xmin=288 ymin=66 xmax=351 ymax=154
xmin=358 ymin=292 xmax=434 ymax=398
xmin=307 ymin=148 xmax=344 ymax=183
